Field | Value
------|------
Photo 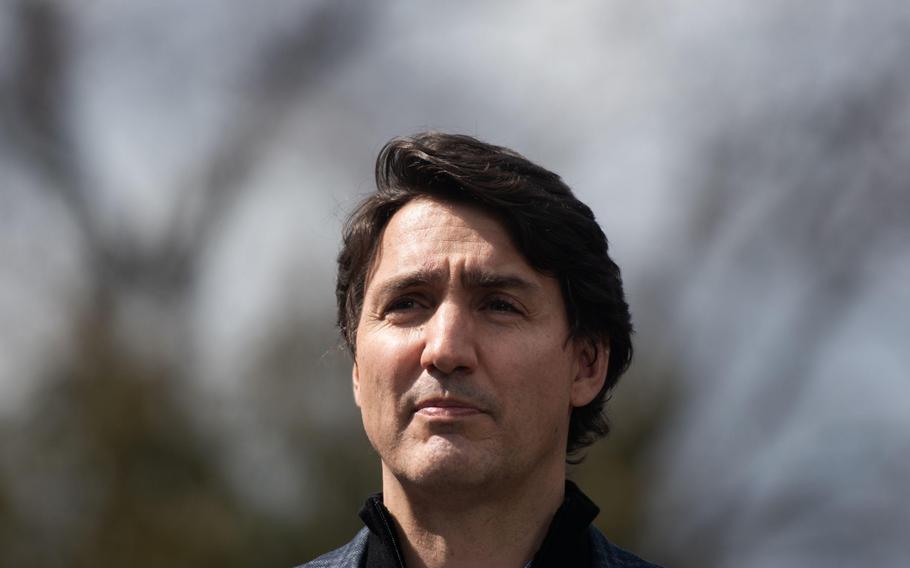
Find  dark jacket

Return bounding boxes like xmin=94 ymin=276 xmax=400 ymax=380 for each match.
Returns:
xmin=298 ymin=482 xmax=661 ymax=567
xmin=300 ymin=525 xmax=660 ymax=567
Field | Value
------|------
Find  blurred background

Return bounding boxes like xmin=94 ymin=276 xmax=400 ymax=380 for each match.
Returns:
xmin=2 ymin=0 xmax=909 ymax=566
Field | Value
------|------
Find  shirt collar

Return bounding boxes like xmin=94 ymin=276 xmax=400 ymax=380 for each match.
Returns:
xmin=358 ymin=480 xmax=599 ymax=567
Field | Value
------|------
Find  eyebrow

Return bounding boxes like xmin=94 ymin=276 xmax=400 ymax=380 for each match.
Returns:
xmin=464 ymin=270 xmax=538 ymax=291
xmin=370 ymin=267 xmax=539 ymax=299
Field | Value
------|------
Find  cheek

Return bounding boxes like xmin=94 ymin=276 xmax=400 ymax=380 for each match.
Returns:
xmin=356 ymin=373 xmax=398 ymax=452
xmin=355 ymin=333 xmax=422 ymax=414
xmin=360 ymin=323 xmax=421 ymax=362
xmin=498 ymin=338 xmax=575 ymax=414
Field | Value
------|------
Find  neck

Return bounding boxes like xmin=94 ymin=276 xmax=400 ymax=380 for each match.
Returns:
xmin=380 ymin=464 xmax=566 ymax=568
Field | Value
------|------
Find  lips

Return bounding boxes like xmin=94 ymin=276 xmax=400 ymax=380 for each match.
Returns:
xmin=414 ymin=397 xmax=485 ymax=417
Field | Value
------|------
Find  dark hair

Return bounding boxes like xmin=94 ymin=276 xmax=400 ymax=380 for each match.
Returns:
xmin=336 ymin=132 xmax=633 ymax=458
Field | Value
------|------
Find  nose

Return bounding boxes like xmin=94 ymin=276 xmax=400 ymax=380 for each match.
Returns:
xmin=420 ymin=300 xmax=478 ymax=376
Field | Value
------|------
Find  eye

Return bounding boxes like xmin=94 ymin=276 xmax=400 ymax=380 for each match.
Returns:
xmin=381 ymin=295 xmax=434 ymax=324
xmin=385 ymin=297 xmax=420 ymax=313
xmin=484 ymin=297 xmax=522 ymax=314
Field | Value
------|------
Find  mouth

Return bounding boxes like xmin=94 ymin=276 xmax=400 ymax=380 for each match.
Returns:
xmin=414 ymin=397 xmax=485 ymax=418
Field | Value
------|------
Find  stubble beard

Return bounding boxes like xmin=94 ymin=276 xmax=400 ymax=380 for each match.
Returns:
xmin=380 ymin=428 xmax=510 ymax=499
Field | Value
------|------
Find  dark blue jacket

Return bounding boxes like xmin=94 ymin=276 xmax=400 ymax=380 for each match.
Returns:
xmin=299 ymin=525 xmax=661 ymax=567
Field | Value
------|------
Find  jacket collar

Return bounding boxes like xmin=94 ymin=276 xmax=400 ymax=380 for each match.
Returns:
xmin=358 ymin=480 xmax=599 ymax=567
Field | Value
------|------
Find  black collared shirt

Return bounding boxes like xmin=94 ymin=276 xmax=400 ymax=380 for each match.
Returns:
xmin=358 ymin=480 xmax=600 ymax=568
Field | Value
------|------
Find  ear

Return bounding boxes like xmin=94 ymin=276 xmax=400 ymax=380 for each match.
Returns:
xmin=352 ymin=362 xmax=362 ymax=408
xmin=570 ymin=338 xmax=609 ymax=407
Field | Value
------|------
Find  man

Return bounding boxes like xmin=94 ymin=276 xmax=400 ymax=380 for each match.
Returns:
xmin=301 ymin=132 xmax=660 ymax=567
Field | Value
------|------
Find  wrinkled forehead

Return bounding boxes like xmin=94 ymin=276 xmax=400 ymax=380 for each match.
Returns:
xmin=364 ymin=197 xmax=528 ymax=289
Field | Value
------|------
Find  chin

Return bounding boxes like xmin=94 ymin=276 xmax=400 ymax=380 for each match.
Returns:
xmin=395 ymin=436 xmax=499 ymax=490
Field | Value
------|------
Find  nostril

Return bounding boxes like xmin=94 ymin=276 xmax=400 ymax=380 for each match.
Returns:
xmin=426 ymin=362 xmax=472 ymax=379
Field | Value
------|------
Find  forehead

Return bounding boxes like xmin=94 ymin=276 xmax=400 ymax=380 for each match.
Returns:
xmin=367 ymin=198 xmax=527 ymax=282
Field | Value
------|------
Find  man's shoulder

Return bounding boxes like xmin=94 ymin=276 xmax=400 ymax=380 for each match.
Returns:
xmin=588 ymin=526 xmax=663 ymax=568
xmin=296 ymin=527 xmax=369 ymax=568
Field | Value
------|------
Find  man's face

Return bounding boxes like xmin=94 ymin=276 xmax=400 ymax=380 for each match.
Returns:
xmin=353 ymin=198 xmax=605 ymax=493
